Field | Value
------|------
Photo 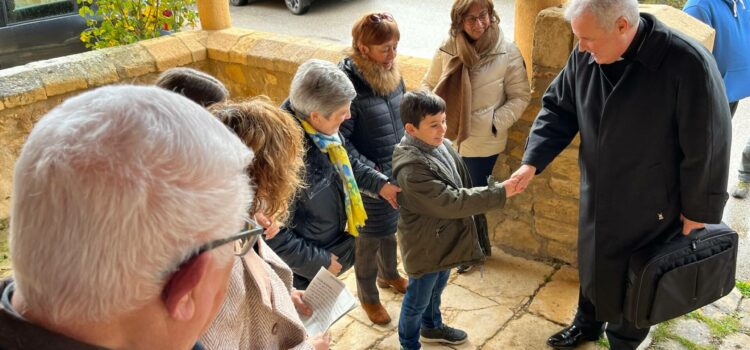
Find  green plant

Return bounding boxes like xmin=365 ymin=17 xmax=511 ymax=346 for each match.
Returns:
xmin=595 ymin=335 xmax=610 ymax=348
xmin=687 ymin=310 xmax=741 ymax=338
xmin=77 ymin=0 xmax=199 ymax=49
xmin=736 ymin=280 xmax=750 ymax=298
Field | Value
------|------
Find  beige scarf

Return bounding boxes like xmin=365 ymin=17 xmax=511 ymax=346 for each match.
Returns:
xmin=349 ymin=49 xmax=403 ymax=96
xmin=433 ymin=23 xmax=500 ymax=147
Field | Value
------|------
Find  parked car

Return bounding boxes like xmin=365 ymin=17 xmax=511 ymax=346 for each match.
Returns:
xmin=0 ymin=0 xmax=88 ymax=70
xmin=231 ymin=0 xmax=314 ymax=16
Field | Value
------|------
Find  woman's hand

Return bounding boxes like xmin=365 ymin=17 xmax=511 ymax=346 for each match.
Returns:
xmin=254 ymin=212 xmax=280 ymax=240
xmin=307 ymin=333 xmax=330 ymax=350
xmin=328 ymin=254 xmax=342 ymax=275
xmin=290 ymin=289 xmax=313 ymax=317
xmin=379 ymin=182 xmax=402 ymax=209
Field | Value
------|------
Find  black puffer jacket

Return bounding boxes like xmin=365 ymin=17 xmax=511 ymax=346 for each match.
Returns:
xmin=339 ymin=56 xmax=405 ymax=237
xmin=267 ymin=100 xmax=385 ymax=288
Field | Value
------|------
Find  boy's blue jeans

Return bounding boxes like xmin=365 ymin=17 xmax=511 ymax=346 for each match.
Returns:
xmin=398 ymin=269 xmax=451 ymax=350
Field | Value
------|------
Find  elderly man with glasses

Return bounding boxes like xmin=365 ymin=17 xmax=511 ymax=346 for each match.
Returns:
xmin=0 ymin=85 xmax=254 ymax=350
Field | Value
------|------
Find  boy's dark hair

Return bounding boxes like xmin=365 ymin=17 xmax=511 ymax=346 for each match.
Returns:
xmin=399 ymin=89 xmax=446 ymax=128
xmin=155 ymin=67 xmax=228 ymax=107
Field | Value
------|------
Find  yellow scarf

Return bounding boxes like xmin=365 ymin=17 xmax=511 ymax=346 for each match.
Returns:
xmin=298 ymin=118 xmax=367 ymax=237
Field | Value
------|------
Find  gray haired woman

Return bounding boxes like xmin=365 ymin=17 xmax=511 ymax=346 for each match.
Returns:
xmin=266 ymin=59 xmax=383 ymax=289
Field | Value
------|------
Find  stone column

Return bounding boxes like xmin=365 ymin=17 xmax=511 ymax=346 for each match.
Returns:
xmin=196 ymin=0 xmax=232 ymax=30
xmin=514 ymin=0 xmax=566 ymax=81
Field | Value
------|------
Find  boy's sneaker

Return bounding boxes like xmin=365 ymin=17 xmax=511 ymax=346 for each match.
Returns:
xmin=420 ymin=325 xmax=468 ymax=345
xmin=732 ymin=181 xmax=749 ymax=199
xmin=456 ymin=264 xmax=473 ymax=274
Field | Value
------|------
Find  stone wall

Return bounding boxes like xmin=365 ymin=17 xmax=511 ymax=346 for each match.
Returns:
xmin=0 ymin=5 xmax=715 ymax=265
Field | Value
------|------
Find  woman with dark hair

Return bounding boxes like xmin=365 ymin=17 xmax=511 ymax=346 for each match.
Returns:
xmin=155 ymin=67 xmax=229 ymax=107
xmin=338 ymin=12 xmax=408 ymax=325
xmin=423 ymin=0 xmax=530 ymax=273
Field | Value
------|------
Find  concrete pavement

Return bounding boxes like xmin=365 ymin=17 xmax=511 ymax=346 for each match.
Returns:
xmin=726 ymin=99 xmax=750 ymax=281
xmin=228 ymin=0 xmax=516 ymax=59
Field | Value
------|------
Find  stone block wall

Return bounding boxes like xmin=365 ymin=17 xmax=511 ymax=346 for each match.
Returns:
xmin=0 ymin=28 xmax=430 ymax=220
xmin=0 ymin=5 xmax=716 ymax=265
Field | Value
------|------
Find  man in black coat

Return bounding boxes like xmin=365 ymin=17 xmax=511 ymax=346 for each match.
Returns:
xmin=510 ymin=0 xmax=732 ymax=349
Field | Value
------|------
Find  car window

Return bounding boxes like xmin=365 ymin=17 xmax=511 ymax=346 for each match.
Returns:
xmin=4 ymin=0 xmax=76 ymax=25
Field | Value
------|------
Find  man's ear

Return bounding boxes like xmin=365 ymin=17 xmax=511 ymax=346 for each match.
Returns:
xmin=162 ymin=253 xmax=211 ymax=321
xmin=615 ymin=16 xmax=629 ymax=34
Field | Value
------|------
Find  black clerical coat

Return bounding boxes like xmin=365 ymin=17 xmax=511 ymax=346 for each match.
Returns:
xmin=522 ymin=13 xmax=731 ymax=321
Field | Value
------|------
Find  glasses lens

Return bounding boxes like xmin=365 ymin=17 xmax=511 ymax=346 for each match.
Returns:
xmin=369 ymin=14 xmax=381 ymax=23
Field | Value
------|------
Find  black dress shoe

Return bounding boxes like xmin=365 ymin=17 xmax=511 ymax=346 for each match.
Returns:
xmin=547 ymin=324 xmax=602 ymax=349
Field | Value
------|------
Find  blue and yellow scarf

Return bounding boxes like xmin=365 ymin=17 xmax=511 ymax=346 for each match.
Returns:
xmin=298 ymin=117 xmax=367 ymax=237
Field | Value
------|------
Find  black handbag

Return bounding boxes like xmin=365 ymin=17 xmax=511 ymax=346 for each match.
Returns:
xmin=623 ymin=222 xmax=738 ymax=329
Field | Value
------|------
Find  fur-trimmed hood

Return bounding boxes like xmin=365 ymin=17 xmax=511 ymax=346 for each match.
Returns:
xmin=343 ymin=49 xmax=403 ymax=96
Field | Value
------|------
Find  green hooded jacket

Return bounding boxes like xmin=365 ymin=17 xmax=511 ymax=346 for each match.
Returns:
xmin=392 ymin=137 xmax=507 ymax=277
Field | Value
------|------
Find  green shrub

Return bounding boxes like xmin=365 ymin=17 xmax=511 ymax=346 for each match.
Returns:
xmin=77 ymin=0 xmax=199 ymax=49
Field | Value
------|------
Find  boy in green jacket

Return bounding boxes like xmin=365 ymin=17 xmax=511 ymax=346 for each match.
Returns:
xmin=392 ymin=90 xmax=519 ymax=350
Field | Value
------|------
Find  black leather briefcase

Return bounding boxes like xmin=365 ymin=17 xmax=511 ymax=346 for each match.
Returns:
xmin=623 ymin=222 xmax=738 ymax=329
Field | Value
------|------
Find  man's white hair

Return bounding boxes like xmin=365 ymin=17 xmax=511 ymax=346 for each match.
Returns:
xmin=10 ymin=85 xmax=253 ymax=324
xmin=565 ymin=0 xmax=640 ymax=31
xmin=289 ymin=59 xmax=356 ymax=118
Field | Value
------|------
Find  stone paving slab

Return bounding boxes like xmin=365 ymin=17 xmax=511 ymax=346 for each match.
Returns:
xmin=718 ymin=332 xmax=750 ymax=349
xmin=453 ymin=250 xmax=553 ymax=309
xmin=484 ymin=314 xmax=579 ymax=350
xmin=328 ymin=248 xmax=748 ymax=350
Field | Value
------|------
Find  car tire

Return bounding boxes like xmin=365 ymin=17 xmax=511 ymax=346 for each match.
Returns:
xmin=285 ymin=0 xmax=311 ymax=15
xmin=230 ymin=0 xmax=248 ymax=6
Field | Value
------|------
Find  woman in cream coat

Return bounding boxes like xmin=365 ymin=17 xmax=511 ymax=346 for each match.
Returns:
xmin=423 ymin=0 xmax=530 ymax=189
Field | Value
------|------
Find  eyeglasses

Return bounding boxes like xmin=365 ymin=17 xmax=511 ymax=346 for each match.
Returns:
xmin=368 ymin=12 xmax=394 ymax=23
xmin=463 ymin=10 xmax=490 ymax=25
xmin=194 ymin=219 xmax=265 ymax=258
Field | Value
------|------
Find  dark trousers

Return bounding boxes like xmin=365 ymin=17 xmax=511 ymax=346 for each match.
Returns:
xmin=572 ymin=290 xmax=650 ymax=350
xmin=354 ymin=234 xmax=401 ymax=304
xmin=461 ymin=154 xmax=499 ymax=186
xmin=398 ymin=270 xmax=450 ymax=350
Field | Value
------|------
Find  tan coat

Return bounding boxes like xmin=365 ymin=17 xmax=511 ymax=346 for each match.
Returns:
xmin=201 ymin=240 xmax=313 ymax=350
xmin=422 ymin=34 xmax=530 ymax=157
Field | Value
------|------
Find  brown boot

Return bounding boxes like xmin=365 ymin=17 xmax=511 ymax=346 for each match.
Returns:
xmin=377 ymin=277 xmax=409 ymax=294
xmin=361 ymin=302 xmax=391 ymax=325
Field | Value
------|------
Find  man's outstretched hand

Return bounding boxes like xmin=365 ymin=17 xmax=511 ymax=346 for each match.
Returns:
xmin=510 ymin=164 xmax=537 ymax=193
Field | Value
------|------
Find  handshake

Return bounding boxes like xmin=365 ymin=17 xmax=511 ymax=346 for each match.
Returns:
xmin=488 ymin=164 xmax=537 ymax=198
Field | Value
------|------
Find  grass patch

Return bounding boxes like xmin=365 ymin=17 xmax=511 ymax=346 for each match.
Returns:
xmin=651 ymin=320 xmax=673 ymax=343
xmin=596 ymin=334 xmax=610 ymax=348
xmin=0 ymin=217 xmax=10 ymax=279
xmin=687 ymin=310 xmax=740 ymax=338
xmin=652 ymin=317 xmax=720 ymax=350
xmin=737 ymin=280 xmax=750 ymax=298
xmin=670 ymin=334 xmax=715 ymax=350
